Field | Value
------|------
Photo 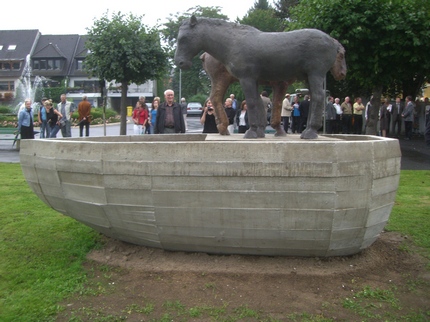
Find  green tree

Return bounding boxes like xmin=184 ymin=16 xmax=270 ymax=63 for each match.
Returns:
xmin=162 ymin=6 xmax=228 ymax=101
xmin=253 ymin=0 xmax=271 ymax=10
xmin=85 ymin=11 xmax=168 ymax=135
xmin=273 ymin=0 xmax=300 ymax=20
xmin=289 ymin=0 xmax=430 ymax=134
xmin=239 ymin=0 xmax=285 ymax=32
xmin=239 ymin=8 xmax=285 ymax=32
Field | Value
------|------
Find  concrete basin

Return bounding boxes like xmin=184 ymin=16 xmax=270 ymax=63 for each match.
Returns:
xmin=20 ymin=134 xmax=401 ymax=257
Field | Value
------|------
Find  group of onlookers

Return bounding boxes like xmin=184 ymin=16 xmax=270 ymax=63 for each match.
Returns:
xmin=18 ymin=94 xmax=91 ymax=140
xmin=362 ymin=95 xmax=417 ymax=140
xmin=21 ymin=90 xmax=428 ymax=147
xmin=285 ymin=94 xmax=310 ymax=134
xmin=323 ymin=96 xmax=365 ymax=135
xmin=132 ymin=90 xmax=187 ymax=134
xmin=200 ymin=94 xmax=251 ymax=134
xmin=324 ymin=95 xmax=423 ymax=141
xmin=280 ymin=93 xmax=428 ymax=144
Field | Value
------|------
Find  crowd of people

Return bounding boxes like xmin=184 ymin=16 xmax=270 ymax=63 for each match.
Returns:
xmin=322 ymin=95 xmax=429 ymax=143
xmin=18 ymin=94 xmax=91 ymax=140
xmin=17 ymin=89 xmax=430 ymax=148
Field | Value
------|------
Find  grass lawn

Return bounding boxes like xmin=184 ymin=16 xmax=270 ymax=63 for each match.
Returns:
xmin=0 ymin=164 xmax=429 ymax=321
xmin=386 ymin=170 xmax=430 ymax=256
xmin=0 ymin=163 xmax=101 ymax=321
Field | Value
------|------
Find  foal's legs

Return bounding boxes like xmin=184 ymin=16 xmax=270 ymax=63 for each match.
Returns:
xmin=270 ymin=81 xmax=288 ymax=137
xmin=201 ymin=53 xmax=235 ymax=135
xmin=301 ymin=75 xmax=324 ymax=139
xmin=240 ymin=78 xmax=266 ymax=138
xmin=210 ymin=80 xmax=233 ymax=135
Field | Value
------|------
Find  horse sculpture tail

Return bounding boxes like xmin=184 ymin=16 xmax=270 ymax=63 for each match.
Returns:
xmin=330 ymin=40 xmax=347 ymax=81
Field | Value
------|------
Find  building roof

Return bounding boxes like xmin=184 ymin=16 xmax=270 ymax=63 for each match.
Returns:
xmin=69 ymin=35 xmax=89 ymax=77
xmin=31 ymin=34 xmax=81 ymax=76
xmin=0 ymin=30 xmax=40 ymax=77
xmin=0 ymin=29 xmax=40 ymax=60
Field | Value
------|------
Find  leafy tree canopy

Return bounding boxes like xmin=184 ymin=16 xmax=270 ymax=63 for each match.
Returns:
xmin=273 ymin=0 xmax=300 ymax=20
xmin=162 ymin=6 xmax=228 ymax=101
xmin=85 ymin=11 xmax=168 ymax=134
xmin=252 ymin=0 xmax=271 ymax=11
xmin=162 ymin=6 xmax=228 ymax=53
xmin=288 ymin=0 xmax=430 ymax=99
xmin=239 ymin=8 xmax=285 ymax=32
xmin=85 ymin=11 xmax=168 ymax=85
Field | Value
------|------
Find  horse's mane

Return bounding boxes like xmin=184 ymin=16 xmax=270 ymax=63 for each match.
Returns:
xmin=182 ymin=16 xmax=261 ymax=33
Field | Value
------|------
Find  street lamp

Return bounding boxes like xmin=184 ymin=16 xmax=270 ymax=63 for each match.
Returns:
xmin=179 ymin=68 xmax=182 ymax=101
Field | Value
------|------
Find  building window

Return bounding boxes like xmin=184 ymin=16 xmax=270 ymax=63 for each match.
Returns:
xmin=53 ymin=60 xmax=61 ymax=70
xmin=0 ymin=61 xmax=21 ymax=70
xmin=76 ymin=59 xmax=84 ymax=70
xmin=0 ymin=81 xmax=14 ymax=91
xmin=74 ymin=80 xmax=99 ymax=93
xmin=39 ymin=60 xmax=47 ymax=70
xmin=33 ymin=59 xmax=63 ymax=70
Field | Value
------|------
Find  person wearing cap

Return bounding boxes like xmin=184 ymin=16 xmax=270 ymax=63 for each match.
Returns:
xmin=38 ymin=97 xmax=48 ymax=138
xmin=281 ymin=93 xmax=293 ymax=134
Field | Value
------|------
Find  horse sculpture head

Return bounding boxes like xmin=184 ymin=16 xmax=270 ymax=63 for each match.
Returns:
xmin=175 ymin=15 xmax=201 ymax=70
xmin=330 ymin=41 xmax=347 ymax=81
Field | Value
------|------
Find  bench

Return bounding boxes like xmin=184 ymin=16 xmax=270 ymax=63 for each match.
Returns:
xmin=0 ymin=127 xmax=20 ymax=148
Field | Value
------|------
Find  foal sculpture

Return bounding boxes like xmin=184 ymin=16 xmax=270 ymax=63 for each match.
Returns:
xmin=175 ymin=16 xmax=347 ymax=139
xmin=200 ymin=52 xmax=288 ymax=136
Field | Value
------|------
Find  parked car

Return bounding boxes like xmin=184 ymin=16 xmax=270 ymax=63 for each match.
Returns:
xmin=187 ymin=102 xmax=203 ymax=116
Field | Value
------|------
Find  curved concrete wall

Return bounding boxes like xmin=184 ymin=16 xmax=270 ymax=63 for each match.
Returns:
xmin=20 ymin=134 xmax=401 ymax=257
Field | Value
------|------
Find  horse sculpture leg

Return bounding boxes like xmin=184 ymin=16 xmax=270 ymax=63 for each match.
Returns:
xmin=301 ymin=75 xmax=324 ymax=139
xmin=200 ymin=53 xmax=233 ymax=135
xmin=240 ymin=78 xmax=266 ymax=138
xmin=270 ymin=81 xmax=288 ymax=137
xmin=210 ymin=83 xmax=233 ymax=135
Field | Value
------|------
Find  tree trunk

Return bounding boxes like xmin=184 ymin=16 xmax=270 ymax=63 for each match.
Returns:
xmin=403 ymin=74 xmax=425 ymax=100
xmin=120 ymin=81 xmax=128 ymax=135
xmin=365 ymin=85 xmax=382 ymax=136
xmin=99 ymin=80 xmax=107 ymax=136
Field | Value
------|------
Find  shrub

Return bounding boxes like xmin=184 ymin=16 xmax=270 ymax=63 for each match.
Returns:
xmin=0 ymin=106 xmax=12 ymax=114
xmin=3 ymin=93 xmax=14 ymax=101
xmin=71 ymin=108 xmax=119 ymax=125
xmin=188 ymin=94 xmax=208 ymax=105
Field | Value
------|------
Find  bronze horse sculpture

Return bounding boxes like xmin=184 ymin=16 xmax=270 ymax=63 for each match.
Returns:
xmin=175 ymin=16 xmax=347 ymax=139
xmin=200 ymin=52 xmax=289 ymax=136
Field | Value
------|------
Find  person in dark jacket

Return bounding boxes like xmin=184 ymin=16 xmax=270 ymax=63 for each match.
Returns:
xmin=154 ymin=89 xmax=185 ymax=134
xmin=200 ymin=99 xmax=218 ymax=133
xmin=236 ymin=100 xmax=249 ymax=134
xmin=402 ymin=96 xmax=415 ymax=140
xmin=298 ymin=95 xmax=310 ymax=133
xmin=325 ymin=96 xmax=337 ymax=134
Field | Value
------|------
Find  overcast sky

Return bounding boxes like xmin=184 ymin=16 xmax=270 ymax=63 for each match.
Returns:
xmin=0 ymin=0 xmax=271 ymax=35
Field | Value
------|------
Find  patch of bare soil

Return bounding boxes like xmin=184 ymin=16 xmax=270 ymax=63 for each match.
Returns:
xmin=57 ymin=231 xmax=430 ymax=321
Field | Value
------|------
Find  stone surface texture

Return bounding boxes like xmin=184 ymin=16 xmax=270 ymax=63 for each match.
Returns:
xmin=20 ymin=134 xmax=401 ymax=257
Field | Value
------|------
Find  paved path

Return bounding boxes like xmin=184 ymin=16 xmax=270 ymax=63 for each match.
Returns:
xmin=1 ymin=117 xmax=429 ymax=170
